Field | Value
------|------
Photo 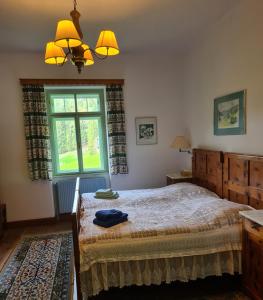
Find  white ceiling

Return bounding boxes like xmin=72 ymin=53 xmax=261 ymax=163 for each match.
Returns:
xmin=0 ymin=0 xmax=240 ymax=53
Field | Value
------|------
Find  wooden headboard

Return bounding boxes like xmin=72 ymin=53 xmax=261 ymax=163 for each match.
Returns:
xmin=223 ymin=152 xmax=263 ymax=209
xmin=192 ymin=149 xmax=223 ymax=198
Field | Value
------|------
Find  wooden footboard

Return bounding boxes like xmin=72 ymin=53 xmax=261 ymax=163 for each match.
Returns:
xmin=71 ymin=177 xmax=82 ymax=299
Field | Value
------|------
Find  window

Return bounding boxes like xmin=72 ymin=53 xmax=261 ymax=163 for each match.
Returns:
xmin=45 ymin=88 xmax=108 ymax=175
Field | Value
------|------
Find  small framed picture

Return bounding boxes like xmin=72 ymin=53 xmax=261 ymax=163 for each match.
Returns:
xmin=214 ymin=90 xmax=246 ymax=136
xmin=135 ymin=117 xmax=157 ymax=145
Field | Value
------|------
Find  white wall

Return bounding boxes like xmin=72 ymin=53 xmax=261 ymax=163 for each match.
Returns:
xmin=0 ymin=51 xmax=186 ymax=222
xmin=183 ymin=0 xmax=263 ymax=158
xmin=110 ymin=53 xmax=187 ymax=190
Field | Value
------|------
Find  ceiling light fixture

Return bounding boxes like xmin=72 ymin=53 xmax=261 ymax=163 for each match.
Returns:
xmin=44 ymin=0 xmax=120 ymax=73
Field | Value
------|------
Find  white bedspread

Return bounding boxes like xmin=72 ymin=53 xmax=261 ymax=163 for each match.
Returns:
xmin=79 ymin=183 xmax=251 ymax=273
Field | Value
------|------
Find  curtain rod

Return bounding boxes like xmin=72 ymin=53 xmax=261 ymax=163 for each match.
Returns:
xmin=19 ymin=79 xmax=124 ymax=85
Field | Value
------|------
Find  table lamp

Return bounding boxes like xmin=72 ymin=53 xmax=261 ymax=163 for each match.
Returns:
xmin=170 ymin=136 xmax=192 ymax=176
xmin=170 ymin=136 xmax=191 ymax=154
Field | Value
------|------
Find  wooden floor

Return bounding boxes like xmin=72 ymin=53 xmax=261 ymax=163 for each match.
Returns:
xmin=0 ymin=222 xmax=251 ymax=300
xmin=90 ymin=276 xmax=251 ymax=300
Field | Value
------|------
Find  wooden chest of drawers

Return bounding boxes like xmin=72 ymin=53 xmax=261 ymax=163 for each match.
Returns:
xmin=240 ymin=211 xmax=263 ymax=300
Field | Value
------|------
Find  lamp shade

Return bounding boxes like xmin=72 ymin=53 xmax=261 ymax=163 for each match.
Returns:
xmin=45 ymin=42 xmax=67 ymax=64
xmin=55 ymin=20 xmax=82 ymax=48
xmin=171 ymin=136 xmax=191 ymax=149
xmin=82 ymin=44 xmax=94 ymax=66
xmin=95 ymin=30 xmax=120 ymax=56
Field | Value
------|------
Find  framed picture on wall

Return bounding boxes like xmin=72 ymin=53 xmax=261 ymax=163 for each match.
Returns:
xmin=214 ymin=90 xmax=246 ymax=135
xmin=135 ymin=117 xmax=157 ymax=145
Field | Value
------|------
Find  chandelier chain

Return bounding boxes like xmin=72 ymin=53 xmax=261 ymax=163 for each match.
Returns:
xmin=73 ymin=0 xmax=77 ymax=10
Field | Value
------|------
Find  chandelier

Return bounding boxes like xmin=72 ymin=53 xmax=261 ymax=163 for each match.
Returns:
xmin=44 ymin=0 xmax=120 ymax=73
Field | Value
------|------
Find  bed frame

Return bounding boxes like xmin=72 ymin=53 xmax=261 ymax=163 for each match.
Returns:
xmin=223 ymin=152 xmax=263 ymax=209
xmin=71 ymin=177 xmax=82 ymax=299
xmin=192 ymin=149 xmax=223 ymax=197
xmin=72 ymin=149 xmax=263 ymax=299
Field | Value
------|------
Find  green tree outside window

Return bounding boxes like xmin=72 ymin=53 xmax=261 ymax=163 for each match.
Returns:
xmin=45 ymin=88 xmax=108 ymax=175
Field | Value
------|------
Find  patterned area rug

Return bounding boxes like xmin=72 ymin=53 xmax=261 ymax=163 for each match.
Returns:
xmin=0 ymin=232 xmax=72 ymax=299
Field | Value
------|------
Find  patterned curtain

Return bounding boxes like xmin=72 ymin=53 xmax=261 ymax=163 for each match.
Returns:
xmin=22 ymin=84 xmax=52 ymax=180
xmin=106 ymin=84 xmax=128 ymax=175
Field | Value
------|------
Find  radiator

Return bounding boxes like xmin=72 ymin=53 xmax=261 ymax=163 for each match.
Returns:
xmin=55 ymin=176 xmax=107 ymax=214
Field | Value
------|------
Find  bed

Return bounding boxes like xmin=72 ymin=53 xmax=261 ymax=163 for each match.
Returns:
xmin=72 ymin=149 xmax=263 ymax=299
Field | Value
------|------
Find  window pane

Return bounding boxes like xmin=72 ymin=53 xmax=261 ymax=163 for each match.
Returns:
xmin=77 ymin=94 xmax=100 ymax=112
xmin=53 ymin=118 xmax=79 ymax=173
xmin=50 ymin=94 xmax=75 ymax=113
xmin=80 ymin=117 xmax=104 ymax=170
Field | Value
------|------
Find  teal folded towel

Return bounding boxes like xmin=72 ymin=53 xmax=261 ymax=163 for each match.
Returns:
xmin=94 ymin=192 xmax=119 ymax=199
xmin=96 ymin=188 xmax=112 ymax=193
xmin=94 ymin=187 xmax=119 ymax=199
xmin=96 ymin=192 xmax=115 ymax=197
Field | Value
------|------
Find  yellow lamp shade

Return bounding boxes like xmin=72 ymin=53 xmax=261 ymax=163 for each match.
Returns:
xmin=170 ymin=136 xmax=191 ymax=150
xmin=55 ymin=20 xmax=82 ymax=48
xmin=45 ymin=42 xmax=67 ymax=65
xmin=95 ymin=30 xmax=120 ymax=56
xmin=82 ymin=44 xmax=94 ymax=66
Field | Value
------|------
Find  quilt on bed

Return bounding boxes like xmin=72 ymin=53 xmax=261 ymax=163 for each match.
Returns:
xmin=79 ymin=183 xmax=251 ymax=273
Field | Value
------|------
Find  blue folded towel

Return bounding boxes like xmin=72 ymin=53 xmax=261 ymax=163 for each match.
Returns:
xmin=95 ymin=209 xmax=123 ymax=221
xmin=93 ymin=213 xmax=128 ymax=228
